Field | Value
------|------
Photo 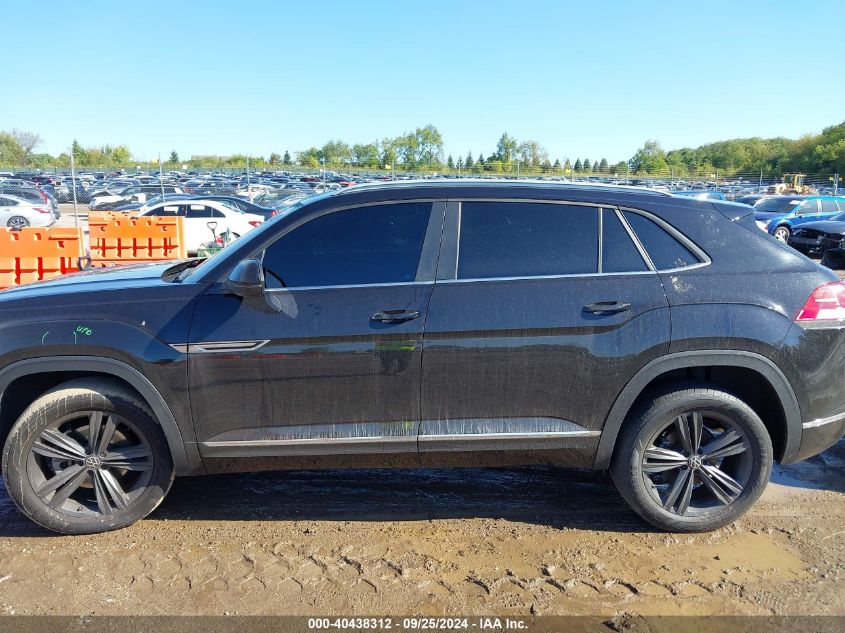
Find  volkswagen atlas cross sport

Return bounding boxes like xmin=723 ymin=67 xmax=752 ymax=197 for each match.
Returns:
xmin=2 ymin=181 xmax=845 ymax=535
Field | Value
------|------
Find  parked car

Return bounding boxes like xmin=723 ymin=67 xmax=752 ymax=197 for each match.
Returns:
xmin=0 ymin=194 xmax=57 ymax=228
xmin=735 ymin=195 xmax=767 ymax=207
xmin=0 ymin=185 xmax=60 ymax=220
xmin=140 ymin=199 xmax=263 ymax=253
xmin=787 ymin=212 xmax=845 ymax=262
xmin=1 ymin=181 xmax=844 ymax=535
xmin=756 ymin=196 xmax=845 ymax=241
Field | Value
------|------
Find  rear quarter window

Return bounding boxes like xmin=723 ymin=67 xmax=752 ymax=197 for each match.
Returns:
xmin=623 ymin=211 xmax=700 ymax=270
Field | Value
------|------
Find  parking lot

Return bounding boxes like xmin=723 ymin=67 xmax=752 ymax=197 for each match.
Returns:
xmin=0 ymin=439 xmax=843 ymax=617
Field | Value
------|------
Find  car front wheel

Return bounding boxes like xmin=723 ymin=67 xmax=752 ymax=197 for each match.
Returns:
xmin=772 ymin=226 xmax=790 ymax=242
xmin=610 ymin=385 xmax=772 ymax=532
xmin=2 ymin=378 xmax=174 ymax=534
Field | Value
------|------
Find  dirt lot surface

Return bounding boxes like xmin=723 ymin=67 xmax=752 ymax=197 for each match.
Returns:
xmin=0 ymin=439 xmax=842 ymax=617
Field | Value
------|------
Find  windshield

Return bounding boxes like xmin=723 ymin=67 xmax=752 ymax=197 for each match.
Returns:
xmin=754 ymin=198 xmax=802 ymax=214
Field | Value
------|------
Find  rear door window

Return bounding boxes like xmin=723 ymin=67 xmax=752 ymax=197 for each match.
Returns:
xmin=623 ymin=211 xmax=700 ymax=270
xmin=458 ymin=202 xmax=598 ymax=279
xmin=820 ymin=199 xmax=839 ymax=213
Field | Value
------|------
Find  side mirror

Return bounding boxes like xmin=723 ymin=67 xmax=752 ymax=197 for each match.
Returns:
xmin=225 ymin=258 xmax=263 ymax=297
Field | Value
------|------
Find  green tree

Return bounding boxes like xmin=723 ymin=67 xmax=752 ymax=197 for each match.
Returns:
xmin=297 ymin=147 xmax=320 ymax=168
xmin=351 ymin=143 xmax=380 ymax=168
xmin=268 ymin=152 xmax=281 ymax=165
xmin=0 ymin=132 xmax=25 ymax=165
xmin=553 ymin=158 xmax=561 ymax=172
xmin=465 ymin=152 xmax=474 ymax=169
xmin=563 ymin=158 xmax=572 ymax=172
xmin=629 ymin=140 xmax=669 ymax=174
xmin=320 ymin=139 xmax=352 ymax=166
xmin=574 ymin=158 xmax=582 ymax=171
xmin=592 ymin=161 xmax=599 ymax=172
xmin=599 ymin=158 xmax=609 ymax=172
xmin=495 ymin=132 xmax=519 ymax=163
xmin=447 ymin=154 xmax=454 ymax=169
xmin=582 ymin=158 xmax=591 ymax=172
xmin=169 ymin=150 xmax=179 ymax=164
xmin=283 ymin=150 xmax=292 ymax=165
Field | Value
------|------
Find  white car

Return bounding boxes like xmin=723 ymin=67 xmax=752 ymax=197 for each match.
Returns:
xmin=140 ymin=199 xmax=263 ymax=254
xmin=0 ymin=194 xmax=56 ymax=229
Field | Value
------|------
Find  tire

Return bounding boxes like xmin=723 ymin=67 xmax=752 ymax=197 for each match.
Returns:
xmin=7 ymin=216 xmax=30 ymax=229
xmin=772 ymin=226 xmax=790 ymax=242
xmin=2 ymin=378 xmax=174 ymax=534
xmin=610 ymin=384 xmax=772 ymax=532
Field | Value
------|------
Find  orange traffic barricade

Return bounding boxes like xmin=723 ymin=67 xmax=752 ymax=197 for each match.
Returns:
xmin=0 ymin=227 xmax=86 ymax=289
xmin=89 ymin=214 xmax=186 ymax=266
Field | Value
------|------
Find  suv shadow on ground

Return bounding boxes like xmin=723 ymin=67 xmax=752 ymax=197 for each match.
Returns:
xmin=2 ymin=439 xmax=842 ymax=538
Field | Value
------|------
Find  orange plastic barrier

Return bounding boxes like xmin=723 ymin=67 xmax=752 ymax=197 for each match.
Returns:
xmin=89 ymin=214 xmax=186 ymax=265
xmin=0 ymin=227 xmax=85 ymax=288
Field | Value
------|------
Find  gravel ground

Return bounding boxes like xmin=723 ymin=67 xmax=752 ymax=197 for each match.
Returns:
xmin=0 ymin=439 xmax=843 ymax=617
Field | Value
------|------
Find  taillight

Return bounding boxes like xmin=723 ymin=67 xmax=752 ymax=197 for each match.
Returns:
xmin=38 ymin=190 xmax=49 ymax=203
xmin=248 ymin=220 xmax=262 ymax=227
xmin=34 ymin=207 xmax=51 ymax=214
xmin=795 ymin=281 xmax=845 ymax=322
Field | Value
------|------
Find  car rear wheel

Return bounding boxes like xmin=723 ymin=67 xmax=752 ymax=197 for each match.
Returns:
xmin=772 ymin=226 xmax=790 ymax=242
xmin=7 ymin=216 xmax=30 ymax=229
xmin=610 ymin=385 xmax=772 ymax=532
xmin=1 ymin=378 xmax=174 ymax=534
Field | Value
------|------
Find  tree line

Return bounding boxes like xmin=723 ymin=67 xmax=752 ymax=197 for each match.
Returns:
xmin=2 ymin=121 xmax=843 ymax=176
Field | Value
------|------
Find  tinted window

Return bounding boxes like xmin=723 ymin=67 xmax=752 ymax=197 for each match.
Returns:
xmin=798 ymin=200 xmax=819 ymax=214
xmin=148 ymin=205 xmax=180 ymax=217
xmin=0 ymin=196 xmax=16 ymax=206
xmin=458 ymin=202 xmax=598 ymax=279
xmin=602 ymin=209 xmax=648 ymax=273
xmin=263 ymin=202 xmax=431 ymax=289
xmin=623 ymin=211 xmax=699 ymax=270
xmin=184 ymin=204 xmax=224 ymax=218
xmin=820 ymin=199 xmax=839 ymax=213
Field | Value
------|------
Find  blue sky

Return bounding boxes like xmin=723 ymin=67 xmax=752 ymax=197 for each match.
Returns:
xmin=2 ymin=0 xmax=841 ymax=163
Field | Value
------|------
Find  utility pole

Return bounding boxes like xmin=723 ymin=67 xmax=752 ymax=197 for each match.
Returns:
xmin=158 ymin=154 xmax=165 ymax=199
xmin=70 ymin=147 xmax=79 ymax=229
xmin=833 ymin=173 xmax=840 ymax=195
xmin=759 ymin=168 xmax=764 ymax=194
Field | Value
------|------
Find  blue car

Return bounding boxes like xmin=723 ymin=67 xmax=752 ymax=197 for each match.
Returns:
xmin=755 ymin=195 xmax=845 ymax=242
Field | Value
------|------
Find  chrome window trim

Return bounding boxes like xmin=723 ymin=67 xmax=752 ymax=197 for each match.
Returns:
xmin=263 ymin=280 xmax=434 ymax=293
xmin=597 ymin=206 xmax=604 ymax=274
xmin=436 ymin=270 xmax=658 ymax=285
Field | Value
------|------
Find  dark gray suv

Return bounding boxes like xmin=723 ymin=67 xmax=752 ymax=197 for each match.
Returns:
xmin=1 ymin=181 xmax=844 ymax=534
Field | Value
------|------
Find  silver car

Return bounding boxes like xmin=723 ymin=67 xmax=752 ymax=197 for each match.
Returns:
xmin=0 ymin=194 xmax=57 ymax=229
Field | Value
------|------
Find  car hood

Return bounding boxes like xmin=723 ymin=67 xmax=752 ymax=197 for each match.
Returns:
xmin=0 ymin=261 xmax=182 ymax=301
xmin=794 ymin=221 xmax=845 ymax=234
